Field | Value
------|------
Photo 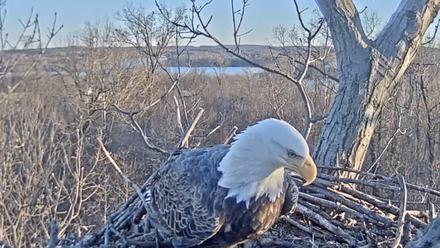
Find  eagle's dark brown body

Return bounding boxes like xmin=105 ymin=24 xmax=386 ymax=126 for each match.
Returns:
xmin=145 ymin=145 xmax=299 ymax=248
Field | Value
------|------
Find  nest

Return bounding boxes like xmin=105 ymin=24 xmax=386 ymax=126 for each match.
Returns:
xmin=44 ymin=110 xmax=440 ymax=248
xmin=49 ymin=165 xmax=440 ymax=248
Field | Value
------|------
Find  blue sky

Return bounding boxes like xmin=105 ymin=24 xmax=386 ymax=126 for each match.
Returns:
xmin=3 ymin=0 xmax=432 ymax=47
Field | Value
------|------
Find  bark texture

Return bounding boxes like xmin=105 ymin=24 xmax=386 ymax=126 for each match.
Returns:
xmin=312 ymin=0 xmax=440 ymax=178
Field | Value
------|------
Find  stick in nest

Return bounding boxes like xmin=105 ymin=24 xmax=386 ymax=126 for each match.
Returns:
xmin=296 ymin=204 xmax=358 ymax=246
xmin=318 ymin=166 xmax=440 ymax=197
xmin=178 ymin=108 xmax=204 ymax=149
xmin=391 ymin=174 xmax=408 ymax=248
xmin=223 ymin=126 xmax=238 ymax=144
xmin=97 ymin=138 xmax=150 ymax=215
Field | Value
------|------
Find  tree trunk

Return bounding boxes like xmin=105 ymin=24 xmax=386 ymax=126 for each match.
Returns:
xmin=312 ymin=0 xmax=440 ymax=179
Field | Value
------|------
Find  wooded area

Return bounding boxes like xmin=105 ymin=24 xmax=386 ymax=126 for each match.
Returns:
xmin=1 ymin=0 xmax=440 ymax=247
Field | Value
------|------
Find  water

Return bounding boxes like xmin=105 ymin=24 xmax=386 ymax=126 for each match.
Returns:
xmin=164 ymin=66 xmax=263 ymax=75
xmin=47 ymin=66 xmax=264 ymax=77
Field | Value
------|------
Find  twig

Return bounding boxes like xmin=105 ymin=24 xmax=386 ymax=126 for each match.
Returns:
xmin=205 ymin=113 xmax=226 ymax=138
xmin=305 ymin=184 xmax=395 ymax=227
xmin=392 ymin=175 xmax=408 ymax=248
xmin=178 ymin=108 xmax=204 ymax=148
xmin=314 ymin=177 xmax=428 ymax=229
xmin=113 ymin=105 xmax=169 ymax=155
xmin=429 ymin=203 xmax=437 ymax=220
xmin=97 ymin=138 xmax=150 ymax=217
xmin=281 ymin=216 xmax=326 ymax=239
xmin=318 ymin=173 xmax=401 ymax=191
xmin=223 ymin=126 xmax=238 ymax=144
xmin=173 ymin=96 xmax=185 ymax=135
xmin=230 ymin=0 xmax=251 ymax=53
xmin=298 ymin=192 xmax=369 ymax=222
xmin=364 ymin=116 xmax=405 ymax=174
xmin=296 ymin=204 xmax=358 ymax=246
xmin=318 ymin=166 xmax=440 ymax=198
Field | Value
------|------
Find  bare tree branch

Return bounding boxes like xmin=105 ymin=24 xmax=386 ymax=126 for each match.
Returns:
xmin=392 ymin=175 xmax=408 ymax=248
xmin=223 ymin=126 xmax=238 ymax=144
xmin=231 ymin=0 xmax=251 ymax=53
xmin=178 ymin=108 xmax=204 ymax=148
xmin=113 ymin=105 xmax=169 ymax=155
xmin=155 ymin=0 xmax=327 ymax=139
xmin=97 ymin=138 xmax=150 ymax=221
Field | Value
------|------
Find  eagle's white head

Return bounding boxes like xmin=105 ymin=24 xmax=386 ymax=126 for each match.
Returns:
xmin=217 ymin=118 xmax=317 ymax=206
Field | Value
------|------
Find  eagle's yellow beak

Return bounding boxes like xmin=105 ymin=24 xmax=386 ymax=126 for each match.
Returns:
xmin=293 ymin=156 xmax=317 ymax=186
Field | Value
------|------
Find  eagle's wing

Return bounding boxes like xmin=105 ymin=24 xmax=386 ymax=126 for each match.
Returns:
xmin=146 ymin=145 xmax=230 ymax=248
xmin=280 ymin=174 xmax=299 ymax=216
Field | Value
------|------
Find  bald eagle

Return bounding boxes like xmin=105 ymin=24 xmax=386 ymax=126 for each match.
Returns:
xmin=145 ymin=118 xmax=317 ymax=248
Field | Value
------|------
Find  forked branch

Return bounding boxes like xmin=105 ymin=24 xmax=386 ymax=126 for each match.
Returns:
xmin=113 ymin=105 xmax=169 ymax=155
xmin=155 ymin=0 xmax=327 ymax=139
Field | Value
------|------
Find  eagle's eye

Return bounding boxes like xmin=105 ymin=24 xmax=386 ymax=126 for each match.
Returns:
xmin=287 ymin=150 xmax=297 ymax=158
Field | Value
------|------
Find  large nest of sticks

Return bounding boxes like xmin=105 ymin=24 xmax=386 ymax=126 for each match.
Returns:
xmin=40 ymin=111 xmax=440 ymax=248
xmin=50 ymin=170 xmax=440 ymax=248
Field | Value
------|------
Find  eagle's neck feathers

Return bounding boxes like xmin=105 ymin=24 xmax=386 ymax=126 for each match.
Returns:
xmin=223 ymin=167 xmax=285 ymax=208
xmin=217 ymin=124 xmax=287 ymax=208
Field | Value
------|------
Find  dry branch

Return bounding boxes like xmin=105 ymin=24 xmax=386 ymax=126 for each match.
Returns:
xmin=392 ymin=175 xmax=408 ymax=248
xmin=223 ymin=126 xmax=238 ymax=144
xmin=113 ymin=105 xmax=169 ymax=155
xmin=154 ymin=0 xmax=328 ymax=140
xmin=48 ymin=151 xmax=440 ymax=248
xmin=178 ymin=108 xmax=204 ymax=148
xmin=18 ymin=106 xmax=435 ymax=248
xmin=97 ymin=138 xmax=149 ymax=217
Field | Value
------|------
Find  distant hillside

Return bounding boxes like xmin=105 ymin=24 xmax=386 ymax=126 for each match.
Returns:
xmin=5 ymin=44 xmax=439 ymax=69
xmin=5 ymin=45 xmax=336 ymax=67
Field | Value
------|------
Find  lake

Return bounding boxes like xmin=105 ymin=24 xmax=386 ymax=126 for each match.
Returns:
xmin=48 ymin=66 xmax=264 ymax=77
xmin=164 ymin=66 xmax=264 ymax=75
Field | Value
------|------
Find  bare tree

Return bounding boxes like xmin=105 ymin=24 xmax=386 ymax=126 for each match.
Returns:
xmin=155 ymin=0 xmax=332 ymax=140
xmin=156 ymin=0 xmax=440 ymax=180
xmin=0 ymin=0 xmax=62 ymax=99
xmin=312 ymin=0 xmax=440 ymax=179
xmin=4 ymin=1 xmax=440 ymax=247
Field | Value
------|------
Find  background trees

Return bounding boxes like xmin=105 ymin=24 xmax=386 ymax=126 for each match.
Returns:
xmin=1 ymin=0 xmax=440 ymax=247
xmin=158 ymin=0 xmax=440 ymax=180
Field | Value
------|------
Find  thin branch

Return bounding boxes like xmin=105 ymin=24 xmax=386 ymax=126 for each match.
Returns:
xmin=317 ymin=166 xmax=440 ymax=198
xmin=205 ymin=113 xmax=226 ymax=138
xmin=294 ymin=59 xmax=339 ymax=82
xmin=281 ymin=216 xmax=326 ymax=239
xmin=231 ymin=0 xmax=251 ymax=53
xmin=0 ymin=10 xmax=63 ymax=100
xmin=364 ymin=116 xmax=406 ymax=174
xmin=113 ymin=105 xmax=169 ymax=155
xmin=173 ymin=96 xmax=185 ymax=135
xmin=391 ymin=175 xmax=408 ymax=248
xmin=178 ymin=108 xmax=204 ymax=148
xmin=97 ymin=138 xmax=150 ymax=220
xmin=155 ymin=0 xmax=324 ymax=139
xmin=296 ymin=204 xmax=358 ymax=246
xmin=223 ymin=126 xmax=238 ymax=144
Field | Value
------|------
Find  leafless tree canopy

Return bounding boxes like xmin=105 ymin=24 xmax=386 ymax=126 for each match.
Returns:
xmin=1 ymin=0 xmax=440 ymax=247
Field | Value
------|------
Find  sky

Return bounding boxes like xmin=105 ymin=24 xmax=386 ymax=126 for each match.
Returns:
xmin=2 ymin=0 xmax=434 ymax=47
